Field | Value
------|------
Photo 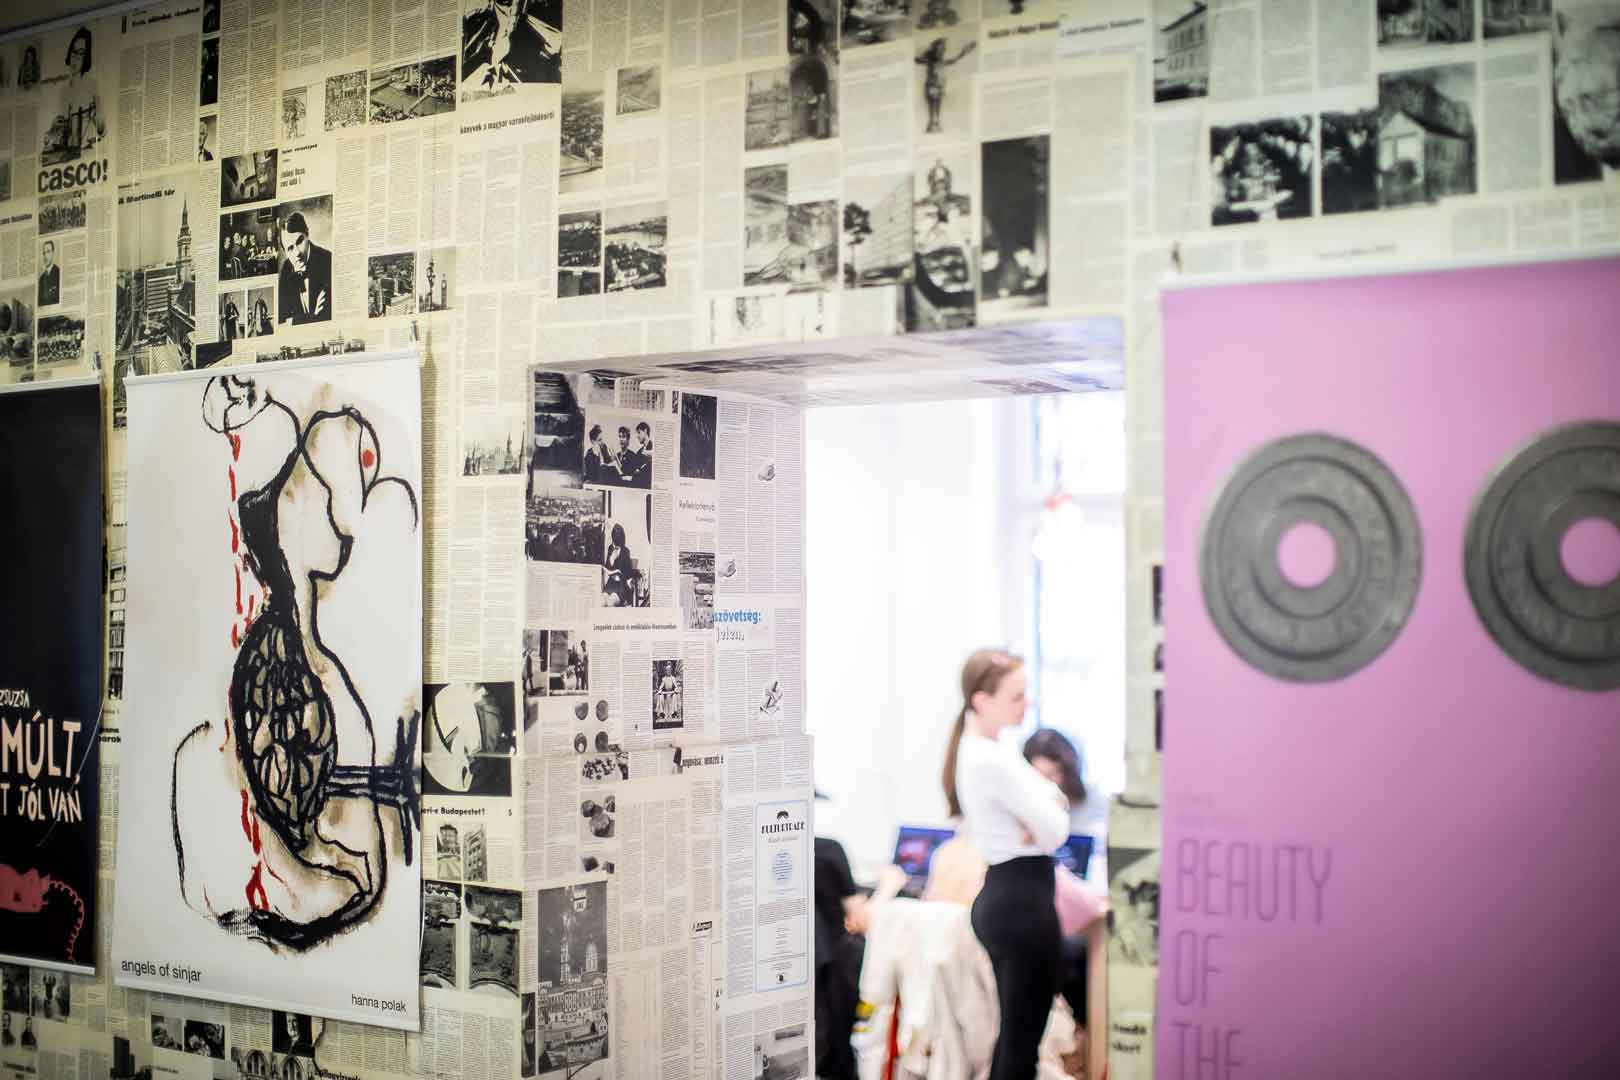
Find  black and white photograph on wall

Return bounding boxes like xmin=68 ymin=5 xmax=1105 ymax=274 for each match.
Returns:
xmin=203 ymin=0 xmax=220 ymax=33
xmin=755 ymin=1025 xmax=810 ymax=1080
xmin=417 ymin=245 xmax=456 ymax=311
xmin=1485 ymin=0 xmax=1553 ymax=37
xmin=907 ymin=150 xmax=976 ymax=331
xmin=422 ymin=882 xmax=459 ymax=989
xmin=0 ymin=964 xmax=25 ymax=1012
xmin=425 ymin=880 xmax=461 ymax=923
xmin=584 ymin=415 xmax=653 ymax=488
xmin=604 ymin=202 xmax=668 ymax=291
xmin=274 ymin=195 xmax=335 ymax=325
xmin=558 ymin=268 xmax=602 ymax=296
xmin=537 ymin=882 xmax=608 ymax=985
xmin=791 ymin=0 xmax=839 ymax=54
xmin=422 ymin=682 xmax=518 ymax=797
xmin=465 ymin=822 xmax=489 ymax=881
xmin=218 ymin=289 xmax=244 ymax=339
xmin=110 ymin=1035 xmax=144 ymax=1079
xmin=0 ymin=290 xmax=34 ymax=374
xmin=559 ymin=209 xmax=602 ymax=271
xmin=680 ymin=551 xmax=716 ymax=629
xmin=469 ymin=919 xmax=518 ymax=997
xmin=325 ymin=69 xmax=368 ymax=130
xmin=199 ymin=37 xmax=219 ymax=107
xmin=616 ymin=64 xmax=660 ymax=114
xmin=653 ymin=660 xmax=685 ymax=729
xmin=27 ymin=970 xmax=68 ymax=1020
xmin=843 ymin=173 xmax=914 ymax=288
xmin=197 ymin=113 xmax=216 ymax=161
xmin=1154 ymin=687 xmax=1164 ymax=749
xmin=37 ymin=313 xmax=85 ymax=369
xmin=217 ymin=208 xmax=278 ymax=280
xmin=529 ymin=370 xmax=586 ymax=488
xmin=151 ymin=1016 xmax=182 ymax=1050
xmin=579 ymin=790 xmax=609 ymax=841
xmin=678 ymin=391 xmax=718 ymax=479
xmin=536 ymin=894 xmax=609 ymax=1076
xmin=1107 ymin=847 xmax=1161 ymax=967
xmin=467 ymin=885 xmax=522 ymax=927
xmin=371 ymin=57 xmax=457 ymax=123
xmin=37 ymin=238 xmax=66 ymax=309
xmin=1151 ymin=563 xmax=1163 ymax=625
xmin=282 ymin=86 xmax=307 ymax=140
xmin=462 ymin=410 xmax=524 ymax=474
xmin=271 ymin=1013 xmax=314 ymax=1058
xmin=274 ymin=1054 xmax=312 ymax=1080
xmin=1154 ymin=0 xmax=1209 ymax=102
xmin=438 ymin=824 xmax=463 ymax=879
xmin=602 ymin=492 xmax=652 ymax=607
xmin=843 ymin=0 xmax=913 ymax=45
xmin=221 ymin=149 xmax=277 ymax=207
xmin=788 ymin=0 xmax=839 ymax=141
xmin=914 ymin=28 xmax=976 ymax=137
xmin=40 ymin=190 xmax=85 ymax=236
xmin=522 ymin=993 xmax=538 ymax=1077
xmin=1552 ymin=4 xmax=1620 ymax=184
xmin=0 ymin=160 xmax=9 ymax=202
xmin=36 ymin=28 xmax=104 ymax=163
xmin=1323 ymin=62 xmax=1476 ymax=213
xmin=367 ymin=252 xmax=417 ymax=317
xmin=561 ymin=72 xmax=605 ymax=192
xmin=743 ymin=164 xmax=789 ymax=285
xmin=789 ymin=52 xmax=838 ymax=142
xmin=1378 ymin=0 xmax=1474 ymax=46
xmin=526 ymin=489 xmax=606 ymax=563
xmin=462 ymin=0 xmax=562 ymax=97
xmin=980 ymin=134 xmax=1047 ymax=309
xmin=1210 ymin=116 xmax=1314 ymax=225
xmin=531 ymin=629 xmax=590 ymax=694
xmin=786 ymin=199 xmax=838 ymax=288
xmin=117 ymin=170 xmax=201 ymax=372
xmin=746 ymin=68 xmax=792 ymax=149
xmin=183 ymin=1020 xmax=225 ymax=1059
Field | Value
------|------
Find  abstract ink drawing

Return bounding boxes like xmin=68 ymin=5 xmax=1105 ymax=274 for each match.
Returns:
xmin=171 ymin=374 xmax=421 ymax=952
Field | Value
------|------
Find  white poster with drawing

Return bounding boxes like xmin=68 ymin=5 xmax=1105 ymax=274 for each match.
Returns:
xmin=112 ymin=351 xmax=423 ymax=1028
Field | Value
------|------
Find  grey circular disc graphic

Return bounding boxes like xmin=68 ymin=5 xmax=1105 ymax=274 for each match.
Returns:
xmin=1464 ymin=421 xmax=1620 ymax=691
xmin=1200 ymin=434 xmax=1422 ymax=682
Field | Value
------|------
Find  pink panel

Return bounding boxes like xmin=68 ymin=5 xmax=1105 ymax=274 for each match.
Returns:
xmin=1160 ymin=256 xmax=1620 ymax=1078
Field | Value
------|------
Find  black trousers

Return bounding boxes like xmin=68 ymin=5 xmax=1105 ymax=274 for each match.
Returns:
xmin=971 ymin=855 xmax=1060 ymax=1080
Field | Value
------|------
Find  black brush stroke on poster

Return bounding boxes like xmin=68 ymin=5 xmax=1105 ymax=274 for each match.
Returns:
xmin=0 ymin=382 xmax=103 ymax=971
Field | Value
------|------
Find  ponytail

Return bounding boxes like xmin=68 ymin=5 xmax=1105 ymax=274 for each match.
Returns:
xmin=941 ymin=707 xmax=967 ymax=819
xmin=945 ymin=648 xmax=1024 ymax=820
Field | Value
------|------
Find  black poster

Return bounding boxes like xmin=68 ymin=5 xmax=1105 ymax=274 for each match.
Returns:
xmin=0 ymin=379 xmax=102 ymax=973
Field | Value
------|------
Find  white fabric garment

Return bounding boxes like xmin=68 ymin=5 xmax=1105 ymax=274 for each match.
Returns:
xmin=854 ymin=898 xmax=1079 ymax=1080
xmin=955 ymin=729 xmax=1071 ymax=864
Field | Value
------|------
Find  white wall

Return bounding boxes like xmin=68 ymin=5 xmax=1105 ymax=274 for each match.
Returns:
xmin=804 ymin=397 xmax=1038 ymax=876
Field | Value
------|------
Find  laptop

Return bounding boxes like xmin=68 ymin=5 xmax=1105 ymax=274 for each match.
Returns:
xmin=1053 ymin=834 xmax=1096 ymax=879
xmin=890 ymin=826 xmax=1098 ymax=897
xmin=891 ymin=825 xmax=956 ymax=898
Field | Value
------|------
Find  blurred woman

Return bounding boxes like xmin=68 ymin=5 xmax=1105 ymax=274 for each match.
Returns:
xmin=942 ymin=649 xmax=1068 ymax=1080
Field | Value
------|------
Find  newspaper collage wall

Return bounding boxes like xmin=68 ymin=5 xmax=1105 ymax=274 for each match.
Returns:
xmin=0 ymin=0 xmax=1614 ymax=1075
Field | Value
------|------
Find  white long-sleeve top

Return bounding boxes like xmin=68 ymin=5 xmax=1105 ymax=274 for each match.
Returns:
xmin=954 ymin=729 xmax=1071 ymax=865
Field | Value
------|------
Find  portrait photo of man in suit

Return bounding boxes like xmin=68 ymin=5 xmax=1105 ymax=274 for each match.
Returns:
xmin=38 ymin=240 xmax=59 ymax=306
xmin=276 ymin=209 xmax=332 ymax=325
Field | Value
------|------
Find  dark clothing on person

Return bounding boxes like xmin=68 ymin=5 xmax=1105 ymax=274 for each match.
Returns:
xmin=815 ymin=836 xmax=862 ymax=1080
xmin=277 ymin=242 xmax=332 ymax=324
xmin=971 ymin=854 xmax=1060 ymax=1080
xmin=38 ymin=264 xmax=59 ymax=306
